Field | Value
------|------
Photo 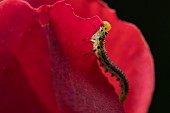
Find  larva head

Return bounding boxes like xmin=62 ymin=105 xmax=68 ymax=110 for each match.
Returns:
xmin=102 ymin=21 xmax=111 ymax=32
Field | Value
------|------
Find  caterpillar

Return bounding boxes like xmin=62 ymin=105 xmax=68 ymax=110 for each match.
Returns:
xmin=90 ymin=21 xmax=129 ymax=103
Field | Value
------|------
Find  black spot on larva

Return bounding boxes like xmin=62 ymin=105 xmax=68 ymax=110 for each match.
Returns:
xmin=93 ymin=49 xmax=96 ymax=52
xmin=101 ymin=29 xmax=103 ymax=32
xmin=123 ymin=79 xmax=128 ymax=85
xmin=98 ymin=53 xmax=100 ymax=55
xmin=100 ymin=38 xmax=104 ymax=42
xmin=105 ymin=32 xmax=108 ymax=35
xmin=105 ymin=69 xmax=108 ymax=72
xmin=98 ymin=58 xmax=101 ymax=61
xmin=121 ymin=92 xmax=124 ymax=94
xmin=107 ymin=65 xmax=111 ymax=68
xmin=97 ymin=46 xmax=100 ymax=49
xmin=105 ymin=28 xmax=107 ymax=30
xmin=111 ymin=73 xmax=114 ymax=76
xmin=121 ymin=85 xmax=123 ymax=88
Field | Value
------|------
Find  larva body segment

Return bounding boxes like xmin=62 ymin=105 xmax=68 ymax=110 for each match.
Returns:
xmin=91 ymin=21 xmax=129 ymax=103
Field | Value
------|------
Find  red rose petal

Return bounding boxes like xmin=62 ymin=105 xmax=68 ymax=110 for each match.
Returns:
xmin=39 ymin=1 xmax=125 ymax=112
xmin=0 ymin=0 xmax=58 ymax=113
xmin=0 ymin=0 xmax=126 ymax=113
xmin=65 ymin=0 xmax=155 ymax=113
xmin=0 ymin=51 xmax=51 ymax=113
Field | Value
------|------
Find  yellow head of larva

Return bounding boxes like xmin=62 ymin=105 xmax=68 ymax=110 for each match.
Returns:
xmin=102 ymin=21 xmax=111 ymax=32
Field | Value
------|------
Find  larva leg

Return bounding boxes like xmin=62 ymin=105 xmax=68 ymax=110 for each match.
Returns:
xmin=84 ymin=49 xmax=96 ymax=56
xmin=82 ymin=25 xmax=98 ymax=43
xmin=92 ymin=25 xmax=101 ymax=31
xmin=82 ymin=38 xmax=92 ymax=43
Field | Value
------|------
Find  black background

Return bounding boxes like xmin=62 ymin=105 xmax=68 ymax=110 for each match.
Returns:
xmin=103 ymin=0 xmax=170 ymax=113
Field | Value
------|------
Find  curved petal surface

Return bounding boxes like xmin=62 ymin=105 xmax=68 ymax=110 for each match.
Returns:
xmin=0 ymin=0 xmax=126 ymax=113
xmin=65 ymin=0 xmax=155 ymax=113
